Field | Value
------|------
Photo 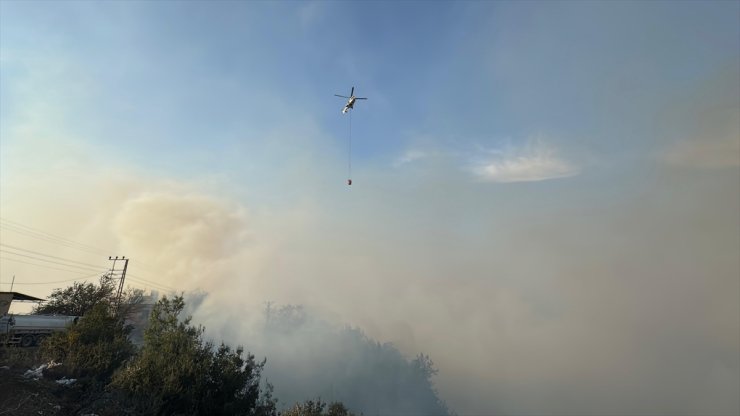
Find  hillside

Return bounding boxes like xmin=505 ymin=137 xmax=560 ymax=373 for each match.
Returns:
xmin=1 ymin=280 xmax=449 ymax=416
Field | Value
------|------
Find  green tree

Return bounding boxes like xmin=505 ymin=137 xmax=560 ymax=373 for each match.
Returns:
xmin=33 ymin=276 xmax=143 ymax=318
xmin=36 ymin=279 xmax=140 ymax=381
xmin=40 ymin=302 xmax=135 ymax=380
xmin=34 ymin=278 xmax=113 ymax=316
xmin=282 ymin=400 xmax=356 ymax=416
xmin=112 ymin=295 xmax=276 ymax=416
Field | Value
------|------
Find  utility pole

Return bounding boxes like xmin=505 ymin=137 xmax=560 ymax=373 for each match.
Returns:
xmin=107 ymin=256 xmax=129 ymax=313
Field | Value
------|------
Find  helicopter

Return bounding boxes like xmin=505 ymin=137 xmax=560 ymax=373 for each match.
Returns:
xmin=334 ymin=86 xmax=367 ymax=114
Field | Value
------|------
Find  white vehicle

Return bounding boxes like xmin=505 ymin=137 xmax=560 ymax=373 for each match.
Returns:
xmin=0 ymin=314 xmax=78 ymax=347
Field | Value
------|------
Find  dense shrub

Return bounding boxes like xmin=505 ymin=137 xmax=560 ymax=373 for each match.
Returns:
xmin=41 ymin=302 xmax=135 ymax=380
xmin=112 ymin=295 xmax=277 ymax=416
xmin=282 ymin=400 xmax=356 ymax=416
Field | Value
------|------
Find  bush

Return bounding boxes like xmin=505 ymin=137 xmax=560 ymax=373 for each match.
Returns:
xmin=282 ymin=400 xmax=356 ymax=416
xmin=40 ymin=302 xmax=135 ymax=380
xmin=112 ymin=295 xmax=277 ymax=416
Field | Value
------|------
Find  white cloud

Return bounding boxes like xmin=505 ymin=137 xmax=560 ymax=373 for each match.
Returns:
xmin=393 ymin=149 xmax=432 ymax=167
xmin=471 ymin=139 xmax=580 ymax=183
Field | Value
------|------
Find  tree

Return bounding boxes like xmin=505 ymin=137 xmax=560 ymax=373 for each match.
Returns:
xmin=260 ymin=304 xmax=450 ymax=415
xmin=112 ymin=295 xmax=276 ymax=416
xmin=36 ymin=278 xmax=140 ymax=381
xmin=33 ymin=276 xmax=143 ymax=318
xmin=34 ymin=278 xmax=113 ymax=316
xmin=282 ymin=400 xmax=356 ymax=416
xmin=40 ymin=302 xmax=135 ymax=380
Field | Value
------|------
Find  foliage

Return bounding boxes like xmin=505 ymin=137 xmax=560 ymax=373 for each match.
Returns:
xmin=265 ymin=303 xmax=307 ymax=333
xmin=5 ymin=281 xmax=395 ymax=416
xmin=281 ymin=400 xmax=356 ymax=416
xmin=40 ymin=302 xmax=135 ymax=380
xmin=260 ymin=304 xmax=449 ymax=416
xmin=33 ymin=276 xmax=143 ymax=318
xmin=0 ymin=342 xmax=41 ymax=368
xmin=112 ymin=295 xmax=277 ymax=416
xmin=33 ymin=278 xmax=112 ymax=316
xmin=33 ymin=278 xmax=141 ymax=381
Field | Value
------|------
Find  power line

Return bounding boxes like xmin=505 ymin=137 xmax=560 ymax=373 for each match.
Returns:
xmin=0 ymin=256 xmax=109 ymax=276
xmin=0 ymin=220 xmax=164 ymax=275
xmin=7 ymin=272 xmax=102 ymax=286
xmin=0 ymin=262 xmax=166 ymax=293
xmin=128 ymin=276 xmax=172 ymax=290
xmin=130 ymin=280 xmax=173 ymax=293
xmin=127 ymin=273 xmax=175 ymax=292
xmin=127 ymin=279 xmax=173 ymax=293
xmin=0 ymin=250 xmax=105 ymax=273
xmin=120 ymin=275 xmax=172 ymax=292
xmin=1 ymin=218 xmax=185 ymax=289
xmin=0 ymin=224 xmax=108 ymax=256
xmin=0 ymin=218 xmax=109 ymax=254
xmin=0 ymin=243 xmax=106 ymax=269
xmin=1 ymin=248 xmax=175 ymax=291
xmin=116 ymin=261 xmax=161 ymax=278
xmin=0 ymin=243 xmax=169 ymax=293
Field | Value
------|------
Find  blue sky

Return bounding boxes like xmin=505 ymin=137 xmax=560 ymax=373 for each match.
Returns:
xmin=1 ymin=2 xmax=739 ymax=415
xmin=2 ymin=1 xmax=737 ymax=183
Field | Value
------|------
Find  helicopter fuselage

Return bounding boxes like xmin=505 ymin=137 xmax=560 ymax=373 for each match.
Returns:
xmin=335 ymin=87 xmax=365 ymax=114
xmin=342 ymin=97 xmax=357 ymax=113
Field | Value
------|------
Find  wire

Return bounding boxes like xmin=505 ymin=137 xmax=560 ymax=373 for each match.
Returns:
xmin=0 ymin=250 xmax=104 ymax=273
xmin=7 ymin=273 xmax=102 ymax=286
xmin=0 ymin=217 xmax=100 ymax=254
xmin=127 ymin=273 xmax=175 ymax=292
xmin=348 ymin=109 xmax=352 ymax=182
xmin=0 ymin=218 xmax=164 ymax=274
xmin=5 ymin=267 xmax=170 ymax=292
xmin=126 ymin=277 xmax=173 ymax=293
xmin=1 ymin=219 xmax=184 ymax=292
xmin=0 ymin=224 xmax=108 ymax=257
xmin=0 ymin=243 xmax=106 ymax=269
xmin=0 ymin=221 xmax=109 ymax=256
xmin=1 ymin=257 xmax=171 ymax=293
xmin=127 ymin=273 xmax=171 ymax=288
xmin=0 ymin=256 xmax=109 ymax=276
xmin=127 ymin=278 xmax=174 ymax=293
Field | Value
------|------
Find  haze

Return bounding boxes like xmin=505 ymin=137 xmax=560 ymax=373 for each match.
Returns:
xmin=1 ymin=2 xmax=738 ymax=415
